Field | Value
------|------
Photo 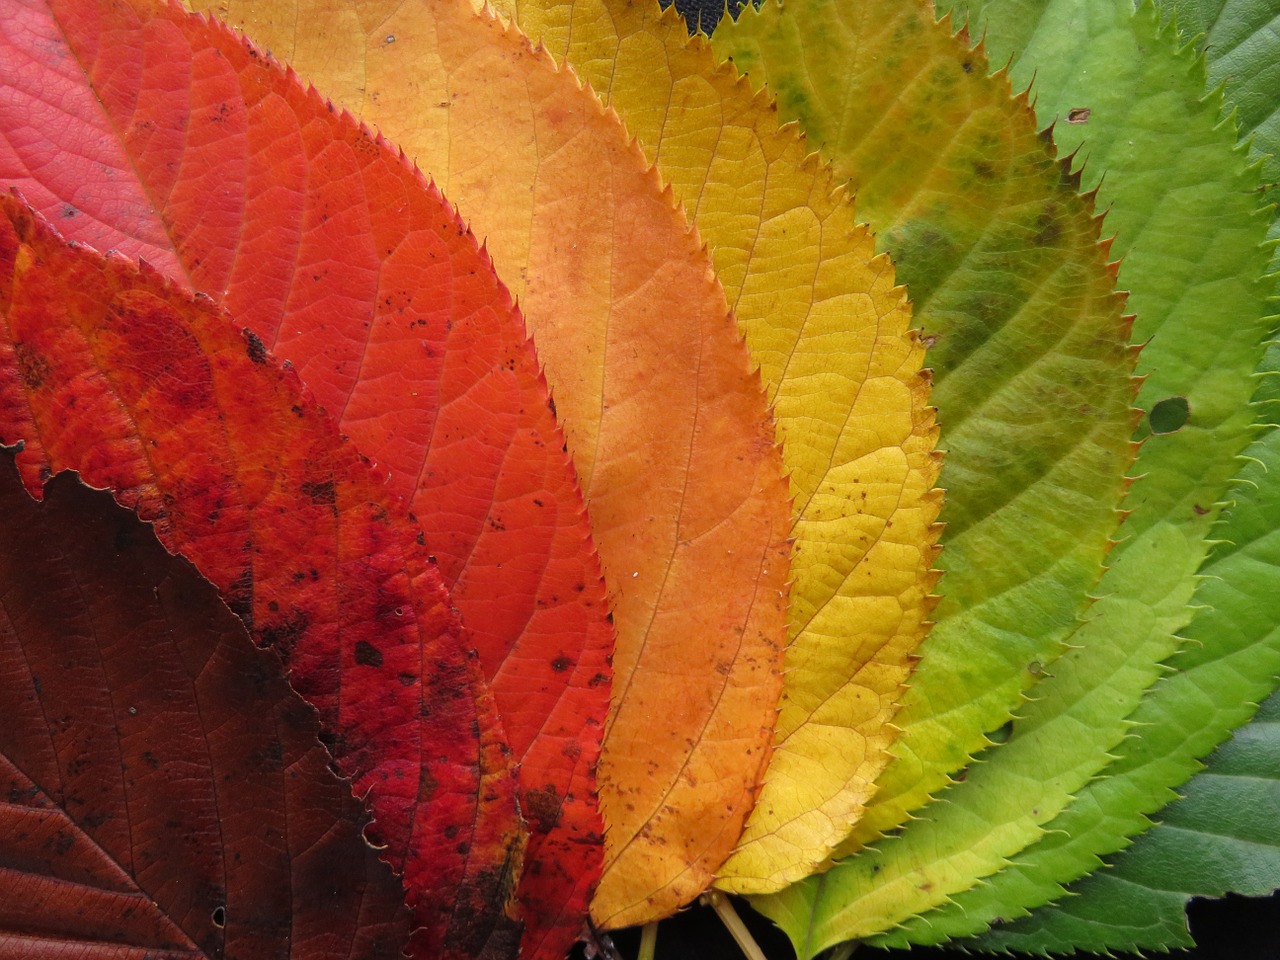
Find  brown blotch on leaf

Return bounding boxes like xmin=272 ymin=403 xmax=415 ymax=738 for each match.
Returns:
xmin=522 ymin=785 xmax=563 ymax=834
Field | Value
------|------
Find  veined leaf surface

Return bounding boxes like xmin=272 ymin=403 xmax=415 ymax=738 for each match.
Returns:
xmin=977 ymin=415 xmax=1280 ymax=953
xmin=0 ymin=0 xmax=613 ymax=950
xmin=711 ymin=0 xmax=1136 ymax=856
xmin=872 ymin=0 xmax=1277 ymax=942
xmin=0 ymin=193 xmax=522 ymax=959
xmin=0 ymin=449 xmax=412 ymax=959
xmin=197 ymin=0 xmax=794 ymax=927
xmin=980 ymin=687 xmax=1280 ymax=953
xmin=483 ymin=0 xmax=942 ymax=893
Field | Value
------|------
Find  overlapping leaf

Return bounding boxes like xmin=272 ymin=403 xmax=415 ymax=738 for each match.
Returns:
xmin=482 ymin=0 xmax=942 ymax=893
xmin=196 ymin=0 xmax=794 ymax=928
xmin=0 ymin=192 xmax=522 ymax=958
xmin=711 ymin=0 xmax=1137 ymax=866
xmin=0 ymin=445 xmax=411 ymax=958
xmin=1 ymin=0 xmax=615 ymax=950
xmin=977 ymin=418 xmax=1280 ymax=953
xmin=864 ymin=0 xmax=1277 ymax=943
xmin=712 ymin=0 xmax=1273 ymax=948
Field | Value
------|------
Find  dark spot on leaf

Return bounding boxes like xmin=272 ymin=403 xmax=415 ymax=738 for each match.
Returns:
xmin=551 ymin=655 xmax=572 ymax=672
xmin=244 ymin=330 xmax=268 ymax=364
xmin=257 ymin=610 xmax=310 ymax=663
xmin=1149 ymin=396 xmax=1190 ymax=434
xmin=523 ymin=785 xmax=563 ymax=833
xmin=14 ymin=343 xmax=51 ymax=390
xmin=300 ymin=478 xmax=337 ymax=507
xmin=355 ymin=640 xmax=384 ymax=668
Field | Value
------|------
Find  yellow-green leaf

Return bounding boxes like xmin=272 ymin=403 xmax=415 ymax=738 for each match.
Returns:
xmin=713 ymin=0 xmax=1137 ymax=857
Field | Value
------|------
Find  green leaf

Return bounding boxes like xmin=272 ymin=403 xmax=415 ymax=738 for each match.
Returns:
xmin=860 ymin=0 xmax=1279 ymax=944
xmin=980 ymin=676 xmax=1280 ymax=953
xmin=1162 ymin=0 xmax=1280 ymax=184
xmin=711 ymin=0 xmax=1137 ymax=863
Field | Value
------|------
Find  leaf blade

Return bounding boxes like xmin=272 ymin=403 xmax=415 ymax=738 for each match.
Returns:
xmin=0 ymin=189 xmax=523 ymax=959
xmin=711 ymin=0 xmax=1138 ymax=863
xmin=0 ymin=422 xmax=411 ymax=954
xmin=483 ymin=0 xmax=943 ymax=893
xmin=197 ymin=0 xmax=796 ymax=927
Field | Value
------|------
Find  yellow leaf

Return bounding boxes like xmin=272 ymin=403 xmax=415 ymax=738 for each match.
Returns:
xmin=481 ymin=0 xmax=943 ymax=892
xmin=197 ymin=0 xmax=793 ymax=927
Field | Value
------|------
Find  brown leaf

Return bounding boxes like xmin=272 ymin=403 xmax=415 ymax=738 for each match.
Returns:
xmin=0 ymin=447 xmax=411 ymax=958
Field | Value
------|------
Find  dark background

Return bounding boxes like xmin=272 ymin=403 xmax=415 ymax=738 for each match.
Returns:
xmin=595 ymin=0 xmax=1280 ymax=956
xmin=580 ymin=892 xmax=1280 ymax=960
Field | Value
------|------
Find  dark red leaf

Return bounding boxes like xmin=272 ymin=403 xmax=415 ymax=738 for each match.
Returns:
xmin=0 ymin=2 xmax=614 ymax=949
xmin=0 ymin=194 xmax=523 ymax=959
xmin=0 ymin=447 xmax=412 ymax=958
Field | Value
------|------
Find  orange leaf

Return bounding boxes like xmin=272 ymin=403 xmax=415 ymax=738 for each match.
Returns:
xmin=0 ymin=192 xmax=522 ymax=959
xmin=197 ymin=0 xmax=795 ymax=926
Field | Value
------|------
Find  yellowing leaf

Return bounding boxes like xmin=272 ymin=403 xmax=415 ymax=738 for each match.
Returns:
xmin=483 ymin=0 xmax=943 ymax=893
xmin=713 ymin=0 xmax=1138 ymax=858
xmin=198 ymin=0 xmax=793 ymax=928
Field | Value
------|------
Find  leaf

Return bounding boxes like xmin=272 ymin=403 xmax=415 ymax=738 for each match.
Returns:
xmin=710 ymin=0 xmax=1136 ymax=854
xmin=0 ymin=447 xmax=413 ymax=958
xmin=1152 ymin=0 xmax=1280 ymax=185
xmin=867 ymin=0 xmax=1278 ymax=942
xmin=1 ymin=0 xmax=614 ymax=950
xmin=0 ymin=192 xmax=522 ymax=959
xmin=975 ymin=419 xmax=1280 ymax=953
xmin=196 ymin=0 xmax=795 ymax=928
xmin=481 ymin=0 xmax=942 ymax=893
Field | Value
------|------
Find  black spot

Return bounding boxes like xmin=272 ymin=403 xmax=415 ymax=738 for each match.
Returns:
xmin=551 ymin=656 xmax=572 ymax=672
xmin=355 ymin=641 xmax=384 ymax=668
xmin=300 ymin=478 xmax=337 ymax=507
xmin=244 ymin=330 xmax=268 ymax=364
xmin=1150 ymin=396 xmax=1190 ymax=435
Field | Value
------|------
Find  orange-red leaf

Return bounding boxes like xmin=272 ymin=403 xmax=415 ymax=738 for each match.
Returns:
xmin=0 ymin=449 xmax=412 ymax=958
xmin=193 ymin=0 xmax=795 ymax=925
xmin=0 ymin=192 xmax=522 ymax=959
xmin=1 ymin=0 xmax=615 ymax=949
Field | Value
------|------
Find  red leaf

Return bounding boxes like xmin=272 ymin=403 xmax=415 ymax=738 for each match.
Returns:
xmin=0 ymin=2 xmax=614 ymax=948
xmin=0 ymin=448 xmax=412 ymax=958
xmin=0 ymin=194 xmax=524 ymax=960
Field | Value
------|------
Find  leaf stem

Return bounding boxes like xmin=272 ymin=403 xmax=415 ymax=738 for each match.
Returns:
xmin=637 ymin=922 xmax=659 ymax=960
xmin=704 ymin=891 xmax=769 ymax=960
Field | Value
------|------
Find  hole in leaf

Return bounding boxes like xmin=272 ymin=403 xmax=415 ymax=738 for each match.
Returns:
xmin=1149 ymin=396 xmax=1190 ymax=434
xmin=1066 ymin=107 xmax=1091 ymax=124
xmin=212 ymin=906 xmax=226 ymax=928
